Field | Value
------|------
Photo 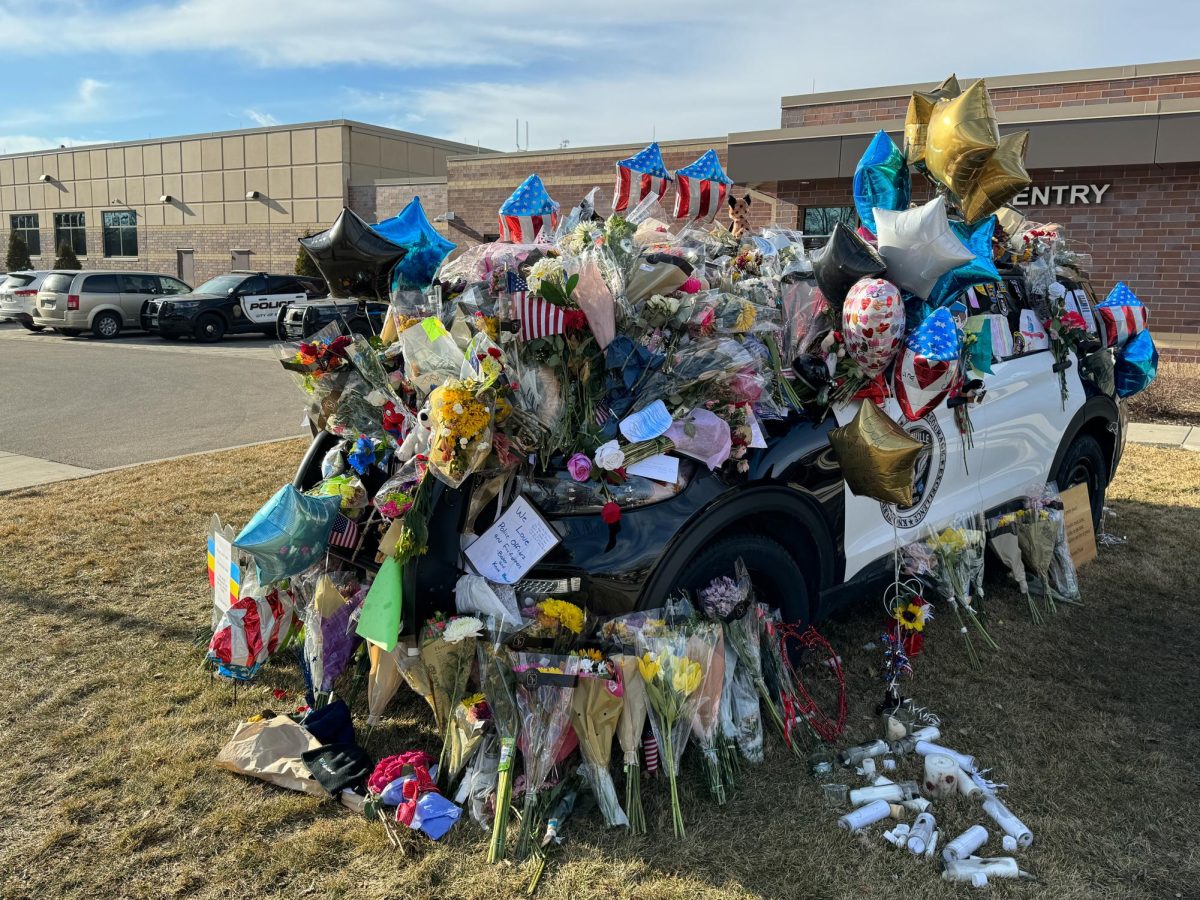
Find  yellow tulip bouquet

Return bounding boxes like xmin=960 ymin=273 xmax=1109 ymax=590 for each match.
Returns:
xmin=637 ymin=632 xmax=708 ymax=839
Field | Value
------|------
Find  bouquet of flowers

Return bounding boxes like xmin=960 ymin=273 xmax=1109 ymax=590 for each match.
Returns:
xmin=921 ymin=516 xmax=998 ymax=669
xmin=636 ymin=630 xmax=706 ymax=838
xmin=987 ymin=511 xmax=1038 ymax=623
xmin=418 ymin=613 xmax=483 ymax=785
xmin=755 ymin=603 xmax=811 ymax=754
xmin=426 ymin=378 xmax=496 ymax=488
xmin=613 ymin=653 xmax=648 ymax=834
xmin=528 ymin=597 xmax=586 ymax=654
xmin=687 ymin=623 xmax=729 ymax=804
xmin=724 ymin=602 xmax=788 ymax=756
xmin=512 ymin=652 xmax=580 ymax=860
xmin=568 ymin=651 xmax=628 ymax=828
xmin=444 ymin=693 xmax=491 ymax=789
xmin=478 ymin=635 xmax=520 ymax=863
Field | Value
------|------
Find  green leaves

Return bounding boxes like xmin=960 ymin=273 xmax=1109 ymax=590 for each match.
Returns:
xmin=537 ymin=272 xmax=579 ymax=307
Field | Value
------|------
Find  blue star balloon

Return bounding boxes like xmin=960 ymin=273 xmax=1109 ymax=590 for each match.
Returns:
xmin=853 ymin=130 xmax=910 ymax=236
xmin=373 ymin=196 xmax=456 ymax=290
xmin=926 ymin=215 xmax=1001 ymax=309
xmin=1115 ymin=329 xmax=1158 ymax=398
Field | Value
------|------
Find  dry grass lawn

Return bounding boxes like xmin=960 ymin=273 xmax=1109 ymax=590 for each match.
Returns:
xmin=1125 ymin=360 xmax=1200 ymax=425
xmin=1 ymin=441 xmax=1198 ymax=899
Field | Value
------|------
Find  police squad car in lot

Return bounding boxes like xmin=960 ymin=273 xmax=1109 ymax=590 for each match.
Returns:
xmin=142 ymin=272 xmax=326 ymax=342
xmin=291 ymin=266 xmax=1126 ymax=628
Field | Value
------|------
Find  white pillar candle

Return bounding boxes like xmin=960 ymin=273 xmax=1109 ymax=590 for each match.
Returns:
xmin=922 ymin=753 xmax=961 ymax=799
xmin=942 ymin=857 xmax=1023 ymax=883
xmin=838 ymin=798 xmax=891 ymax=832
xmin=983 ymin=798 xmax=1033 ymax=848
xmin=915 ymin=740 xmax=977 ymax=772
xmin=943 ymin=824 xmax=989 ymax=861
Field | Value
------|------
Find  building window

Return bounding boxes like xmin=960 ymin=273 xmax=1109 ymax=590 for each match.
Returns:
xmin=102 ymin=210 xmax=139 ymax=258
xmin=54 ymin=212 xmax=87 ymax=257
xmin=9 ymin=214 xmax=40 ymax=256
xmin=802 ymin=206 xmax=859 ymax=235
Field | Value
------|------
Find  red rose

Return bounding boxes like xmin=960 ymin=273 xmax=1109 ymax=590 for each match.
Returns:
xmin=564 ymin=309 xmax=589 ymax=331
xmin=601 ymin=501 xmax=621 ymax=525
xmin=487 ymin=347 xmax=503 ymax=359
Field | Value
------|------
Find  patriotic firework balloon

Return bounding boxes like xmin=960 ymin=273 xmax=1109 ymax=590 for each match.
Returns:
xmin=613 ymin=142 xmax=672 ymax=213
xmin=499 ymin=174 xmax=560 ymax=243
xmin=1095 ymin=282 xmax=1148 ymax=349
xmin=673 ymin=149 xmax=733 ymax=223
xmin=894 ymin=307 xmax=961 ymax=421
xmin=842 ymin=278 xmax=906 ymax=378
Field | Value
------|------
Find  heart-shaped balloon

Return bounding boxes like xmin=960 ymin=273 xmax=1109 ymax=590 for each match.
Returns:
xmin=842 ymin=277 xmax=906 ymax=378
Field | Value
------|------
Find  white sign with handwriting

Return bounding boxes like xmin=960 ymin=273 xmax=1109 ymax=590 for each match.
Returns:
xmin=464 ymin=496 xmax=561 ymax=585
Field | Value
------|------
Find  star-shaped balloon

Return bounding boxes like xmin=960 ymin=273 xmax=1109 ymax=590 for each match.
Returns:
xmin=993 ymin=206 xmax=1027 ymax=245
xmin=925 ymin=79 xmax=1000 ymax=198
xmin=828 ymin=399 xmax=924 ymax=506
xmin=874 ymin=197 xmax=974 ymax=299
xmin=811 ymin=221 xmax=887 ymax=304
xmin=962 ymin=130 xmax=1032 ymax=223
xmin=903 ymin=74 xmax=961 ymax=167
xmin=853 ymin=130 xmax=911 ymax=236
xmin=926 ymin=216 xmax=1001 ymax=308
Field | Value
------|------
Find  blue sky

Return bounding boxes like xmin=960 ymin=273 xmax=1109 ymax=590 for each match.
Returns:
xmin=0 ymin=0 xmax=1196 ymax=154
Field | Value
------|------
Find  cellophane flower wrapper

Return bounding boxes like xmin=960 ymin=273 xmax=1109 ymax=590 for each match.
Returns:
xmin=456 ymin=732 xmax=500 ymax=832
xmin=987 ymin=512 xmax=1039 ymax=623
xmin=512 ymin=652 xmax=580 ymax=859
xmin=569 ymin=673 xmax=628 ymax=828
xmin=419 ymin=630 xmax=478 ymax=782
xmin=925 ymin=519 xmax=998 ymax=668
xmin=445 ymin=694 xmax=490 ymax=788
xmin=722 ymin=611 xmax=768 ymax=762
xmin=426 ymin=380 xmax=495 ymax=489
xmin=1018 ymin=483 xmax=1064 ymax=614
xmin=686 ymin=623 xmax=728 ymax=803
xmin=397 ymin=319 xmax=466 ymax=398
xmin=306 ymin=473 xmax=369 ymax=518
xmin=1041 ymin=482 xmax=1082 ymax=604
xmin=324 ymin=382 xmax=393 ymax=445
xmin=315 ymin=582 xmax=365 ymax=693
xmin=753 ymin=603 xmax=808 ymax=755
xmin=613 ymin=654 xmax=649 ymax=834
xmin=478 ymin=637 xmax=520 ymax=862
xmin=628 ymin=336 xmax=759 ymax=415
xmin=636 ymin=631 xmax=707 ymax=838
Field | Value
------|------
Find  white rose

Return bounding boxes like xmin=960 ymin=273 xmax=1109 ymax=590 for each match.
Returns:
xmin=594 ymin=439 xmax=626 ymax=471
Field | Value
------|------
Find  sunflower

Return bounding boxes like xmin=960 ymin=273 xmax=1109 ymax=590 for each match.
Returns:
xmin=895 ymin=601 xmax=927 ymax=633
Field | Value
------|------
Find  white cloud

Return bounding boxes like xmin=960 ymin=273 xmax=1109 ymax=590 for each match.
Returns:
xmin=244 ymin=108 xmax=280 ymax=127
xmin=78 ymin=78 xmax=108 ymax=108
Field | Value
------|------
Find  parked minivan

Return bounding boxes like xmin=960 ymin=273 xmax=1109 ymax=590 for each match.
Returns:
xmin=0 ymin=271 xmax=52 ymax=330
xmin=32 ymin=270 xmax=192 ymax=338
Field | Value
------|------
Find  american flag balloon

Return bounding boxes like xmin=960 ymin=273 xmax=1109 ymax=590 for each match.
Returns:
xmin=1095 ymin=281 xmax=1148 ymax=349
xmin=894 ymin=307 xmax=961 ymax=421
xmin=207 ymin=588 xmax=295 ymax=680
xmin=672 ymin=149 xmax=733 ymax=223
xmin=498 ymin=174 xmax=560 ymax=243
xmin=612 ymin=142 xmax=672 ymax=213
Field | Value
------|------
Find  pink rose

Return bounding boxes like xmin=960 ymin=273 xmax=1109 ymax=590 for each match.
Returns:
xmin=567 ymin=452 xmax=592 ymax=482
xmin=681 ymin=276 xmax=702 ymax=294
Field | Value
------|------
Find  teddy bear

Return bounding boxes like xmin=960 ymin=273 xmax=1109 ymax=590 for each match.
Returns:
xmin=727 ymin=193 xmax=753 ymax=238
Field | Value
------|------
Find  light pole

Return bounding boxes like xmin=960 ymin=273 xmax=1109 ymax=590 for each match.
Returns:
xmin=246 ymin=190 xmax=270 ymax=271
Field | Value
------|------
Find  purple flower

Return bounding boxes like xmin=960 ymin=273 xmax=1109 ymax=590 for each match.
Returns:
xmin=567 ymin=452 xmax=592 ymax=482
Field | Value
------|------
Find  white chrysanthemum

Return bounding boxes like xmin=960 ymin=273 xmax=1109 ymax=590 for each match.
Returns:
xmin=443 ymin=616 xmax=484 ymax=644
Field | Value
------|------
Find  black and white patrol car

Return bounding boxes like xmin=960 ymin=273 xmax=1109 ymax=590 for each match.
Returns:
xmin=142 ymin=272 xmax=326 ymax=342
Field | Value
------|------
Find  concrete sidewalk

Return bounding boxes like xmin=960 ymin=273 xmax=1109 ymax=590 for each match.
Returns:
xmin=0 ymin=451 xmax=95 ymax=492
xmin=1126 ymin=422 xmax=1200 ymax=451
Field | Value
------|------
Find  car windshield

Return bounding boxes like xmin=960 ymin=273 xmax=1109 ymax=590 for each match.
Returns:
xmin=194 ymin=275 xmax=245 ymax=294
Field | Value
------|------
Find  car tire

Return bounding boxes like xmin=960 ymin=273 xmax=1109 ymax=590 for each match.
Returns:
xmin=674 ymin=533 xmax=812 ymax=626
xmin=193 ymin=313 xmax=227 ymax=343
xmin=1054 ymin=433 xmax=1107 ymax=531
xmin=91 ymin=312 xmax=121 ymax=339
xmin=59 ymin=328 xmax=83 ymax=337
xmin=19 ymin=321 xmax=45 ymax=332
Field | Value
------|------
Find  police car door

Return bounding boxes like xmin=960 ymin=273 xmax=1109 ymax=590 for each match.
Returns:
xmin=971 ymin=276 xmax=1087 ymax=515
xmin=238 ymin=275 xmax=300 ymax=327
xmin=837 ymin=390 xmax=984 ymax=581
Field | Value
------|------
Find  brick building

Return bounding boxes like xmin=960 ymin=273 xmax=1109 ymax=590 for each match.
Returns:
xmin=0 ymin=120 xmax=480 ymax=286
xmin=424 ymin=59 xmax=1200 ymax=359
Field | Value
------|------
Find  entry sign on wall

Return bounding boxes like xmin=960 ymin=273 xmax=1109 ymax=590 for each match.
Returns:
xmin=1011 ymin=184 xmax=1110 ymax=206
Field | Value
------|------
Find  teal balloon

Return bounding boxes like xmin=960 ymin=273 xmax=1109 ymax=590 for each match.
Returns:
xmin=853 ymin=130 xmax=910 ymax=235
xmin=374 ymin=196 xmax=456 ymax=290
xmin=927 ymin=216 xmax=1000 ymax=309
xmin=1115 ymin=330 xmax=1158 ymax=398
xmin=234 ymin=484 xmax=342 ymax=584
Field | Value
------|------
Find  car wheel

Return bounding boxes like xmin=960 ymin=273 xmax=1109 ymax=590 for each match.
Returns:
xmin=193 ymin=313 xmax=227 ymax=343
xmin=91 ymin=312 xmax=121 ymax=339
xmin=19 ymin=322 xmax=45 ymax=332
xmin=1055 ymin=433 xmax=1107 ymax=531
xmin=59 ymin=328 xmax=83 ymax=337
xmin=675 ymin=533 xmax=812 ymax=626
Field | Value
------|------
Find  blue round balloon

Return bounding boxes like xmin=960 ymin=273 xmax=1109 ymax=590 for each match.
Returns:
xmin=853 ymin=130 xmax=910 ymax=236
xmin=926 ymin=216 xmax=1001 ymax=309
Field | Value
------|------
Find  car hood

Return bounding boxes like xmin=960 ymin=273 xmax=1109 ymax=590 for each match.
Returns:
xmin=166 ymin=292 xmax=229 ymax=303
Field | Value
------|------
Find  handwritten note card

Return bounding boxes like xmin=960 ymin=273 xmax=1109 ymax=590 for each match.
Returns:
xmin=626 ymin=453 xmax=680 ymax=483
xmin=619 ymin=399 xmax=672 ymax=442
xmin=464 ymin=496 xmax=561 ymax=585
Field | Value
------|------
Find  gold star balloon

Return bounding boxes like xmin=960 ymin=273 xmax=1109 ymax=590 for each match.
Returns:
xmin=925 ymin=79 xmax=1000 ymax=198
xmin=962 ymin=130 xmax=1032 ymax=223
xmin=828 ymin=399 xmax=924 ymax=507
xmin=903 ymin=74 xmax=961 ymax=167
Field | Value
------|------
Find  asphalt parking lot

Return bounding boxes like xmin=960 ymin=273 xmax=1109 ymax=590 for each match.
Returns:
xmin=0 ymin=322 xmax=306 ymax=485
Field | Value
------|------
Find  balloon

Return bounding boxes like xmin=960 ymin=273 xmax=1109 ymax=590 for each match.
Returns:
xmin=1114 ymin=329 xmax=1158 ymax=398
xmin=373 ymin=196 xmax=456 ymax=291
xmin=903 ymin=74 xmax=961 ymax=167
xmin=853 ymin=130 xmax=911 ymax=236
xmin=925 ymin=80 xmax=1000 ymax=198
xmin=812 ymin=221 xmax=886 ymax=304
xmin=893 ymin=307 xmax=961 ymax=421
xmin=926 ymin=216 xmax=1001 ymax=309
xmin=299 ymin=208 xmax=408 ymax=301
xmin=874 ymin=197 xmax=973 ymax=299
xmin=842 ymin=278 xmax=906 ymax=377
xmin=1096 ymin=281 xmax=1148 ymax=349
xmin=234 ymin=485 xmax=342 ymax=584
xmin=792 ymin=352 xmax=833 ymax=393
xmin=962 ymin=130 xmax=1031 ymax=223
xmin=828 ymin=399 xmax=924 ymax=506
xmin=993 ymin=206 xmax=1027 ymax=244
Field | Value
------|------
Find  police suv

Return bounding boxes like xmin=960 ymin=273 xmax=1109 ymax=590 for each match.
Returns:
xmin=143 ymin=272 xmax=326 ymax=342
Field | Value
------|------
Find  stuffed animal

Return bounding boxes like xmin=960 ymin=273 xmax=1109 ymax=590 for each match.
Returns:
xmin=727 ymin=193 xmax=753 ymax=238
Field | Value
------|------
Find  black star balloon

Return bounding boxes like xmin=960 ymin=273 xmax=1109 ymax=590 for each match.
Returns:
xmin=811 ymin=221 xmax=886 ymax=305
xmin=298 ymin=208 xmax=408 ymax=300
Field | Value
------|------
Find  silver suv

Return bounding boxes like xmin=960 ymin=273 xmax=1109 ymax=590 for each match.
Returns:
xmin=32 ymin=270 xmax=192 ymax=338
xmin=0 ymin=271 xmax=51 ymax=330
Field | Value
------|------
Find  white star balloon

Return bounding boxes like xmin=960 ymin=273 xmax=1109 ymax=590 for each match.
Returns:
xmin=874 ymin=196 xmax=974 ymax=299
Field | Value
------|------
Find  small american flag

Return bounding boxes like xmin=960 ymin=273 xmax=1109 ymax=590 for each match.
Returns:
xmin=328 ymin=514 xmax=360 ymax=550
xmin=508 ymin=270 xmax=566 ymax=341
